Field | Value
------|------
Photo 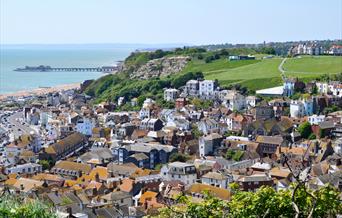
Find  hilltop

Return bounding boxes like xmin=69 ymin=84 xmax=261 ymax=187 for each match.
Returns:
xmin=84 ymin=47 xmax=342 ymax=103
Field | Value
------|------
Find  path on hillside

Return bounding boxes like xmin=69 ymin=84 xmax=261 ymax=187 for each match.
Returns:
xmin=278 ymin=58 xmax=287 ymax=81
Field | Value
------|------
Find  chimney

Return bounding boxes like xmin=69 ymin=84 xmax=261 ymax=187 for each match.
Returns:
xmin=20 ymin=184 xmax=24 ymax=191
xmin=66 ymin=207 xmax=72 ymax=216
xmin=95 ymin=173 xmax=100 ymax=182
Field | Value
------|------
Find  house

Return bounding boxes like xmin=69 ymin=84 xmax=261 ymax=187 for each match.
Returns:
xmin=222 ymin=91 xmax=246 ymax=111
xmin=290 ymin=98 xmax=313 ymax=118
xmin=77 ymin=148 xmax=114 ymax=165
xmin=186 ymin=183 xmax=230 ymax=201
xmin=308 ymin=114 xmax=326 ymax=125
xmin=185 ymin=80 xmax=199 ymax=96
xmin=316 ymin=82 xmax=329 ymax=94
xmin=76 ymin=117 xmax=94 ymax=136
xmin=139 ymin=191 xmax=164 ymax=210
xmin=283 ymin=79 xmax=295 ymax=97
xmin=226 ymin=112 xmax=248 ymax=132
xmin=199 ymin=80 xmax=217 ymax=99
xmin=311 ymin=121 xmax=335 ymax=138
xmin=4 ymin=163 xmax=42 ymax=175
xmin=201 ymin=171 xmax=232 ymax=189
xmin=161 ymin=162 xmax=197 ymax=186
xmin=115 ymin=143 xmax=177 ymax=169
xmin=139 ymin=118 xmax=163 ymax=131
xmin=237 ymin=173 xmax=273 ymax=192
xmin=100 ymin=191 xmax=133 ymax=207
xmin=175 ymin=98 xmax=187 ymax=109
xmin=107 ymin=163 xmax=139 ymax=178
xmin=255 ymin=135 xmax=285 ymax=157
xmin=199 ymin=133 xmax=223 ymax=157
xmin=229 ymin=55 xmax=255 ymax=60
xmin=11 ymin=178 xmax=44 ymax=193
xmin=254 ymin=105 xmax=274 ymax=120
xmin=244 ymin=117 xmax=293 ymax=136
xmin=51 ymin=161 xmax=91 ymax=177
xmin=127 ymin=153 xmax=150 ymax=168
xmin=39 ymin=132 xmax=87 ymax=161
xmin=328 ymin=45 xmax=342 ymax=55
xmin=198 ymin=118 xmax=218 ymax=135
xmin=246 ymin=96 xmax=258 ymax=108
xmin=164 ymin=88 xmax=179 ymax=102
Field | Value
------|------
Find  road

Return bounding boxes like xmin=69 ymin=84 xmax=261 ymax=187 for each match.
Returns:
xmin=7 ymin=112 xmax=36 ymax=138
xmin=278 ymin=58 xmax=287 ymax=81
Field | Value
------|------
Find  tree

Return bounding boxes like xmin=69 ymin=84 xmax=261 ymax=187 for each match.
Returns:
xmin=38 ymin=160 xmax=51 ymax=171
xmin=152 ymin=185 xmax=342 ymax=218
xmin=298 ymin=121 xmax=312 ymax=139
xmin=308 ymin=133 xmax=316 ymax=140
xmin=0 ymin=193 xmax=56 ymax=218
xmin=169 ymin=153 xmax=190 ymax=163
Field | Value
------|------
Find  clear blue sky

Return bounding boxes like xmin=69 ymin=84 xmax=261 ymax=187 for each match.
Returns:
xmin=1 ymin=0 xmax=341 ymax=45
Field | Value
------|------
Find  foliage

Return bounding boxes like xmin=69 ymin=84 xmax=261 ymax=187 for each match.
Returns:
xmin=38 ymin=159 xmax=51 ymax=171
xmin=225 ymin=149 xmax=244 ymax=161
xmin=169 ymin=153 xmax=190 ymax=163
xmin=85 ymin=71 xmax=203 ymax=103
xmin=152 ymin=185 xmax=342 ymax=218
xmin=0 ymin=193 xmax=56 ymax=218
xmin=190 ymin=98 xmax=213 ymax=110
xmin=191 ymin=125 xmax=203 ymax=139
xmin=323 ymin=105 xmax=340 ymax=115
xmin=298 ymin=121 xmax=312 ymax=139
xmin=308 ymin=133 xmax=316 ymax=140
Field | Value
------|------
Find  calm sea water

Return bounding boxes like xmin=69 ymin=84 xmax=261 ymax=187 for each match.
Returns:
xmin=0 ymin=44 xmax=134 ymax=94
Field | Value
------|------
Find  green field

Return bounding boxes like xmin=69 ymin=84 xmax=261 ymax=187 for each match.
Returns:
xmin=181 ymin=56 xmax=342 ymax=91
xmin=283 ymin=56 xmax=342 ymax=80
xmin=182 ymin=57 xmax=283 ymax=91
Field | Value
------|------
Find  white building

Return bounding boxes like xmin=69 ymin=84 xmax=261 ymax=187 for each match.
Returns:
xmin=246 ymin=96 xmax=257 ymax=108
xmin=164 ymin=88 xmax=179 ymax=102
xmin=201 ymin=171 xmax=232 ymax=189
xmin=5 ymin=163 xmax=42 ymax=175
xmin=290 ymin=99 xmax=313 ymax=118
xmin=308 ymin=115 xmax=326 ymax=125
xmin=316 ymin=82 xmax=329 ymax=94
xmin=223 ymin=91 xmax=246 ymax=111
xmin=185 ymin=80 xmax=199 ymax=96
xmin=161 ymin=162 xmax=197 ymax=186
xmin=328 ymin=45 xmax=342 ymax=55
xmin=76 ymin=117 xmax=94 ymax=136
xmin=199 ymin=80 xmax=216 ymax=98
xmin=330 ymin=84 xmax=342 ymax=97
xmin=118 ymin=97 xmax=125 ymax=106
xmin=199 ymin=136 xmax=212 ymax=157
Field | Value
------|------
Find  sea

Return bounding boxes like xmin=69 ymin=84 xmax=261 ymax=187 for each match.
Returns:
xmin=0 ymin=44 xmax=136 ymax=94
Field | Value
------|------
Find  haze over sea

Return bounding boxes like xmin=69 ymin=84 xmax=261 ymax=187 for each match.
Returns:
xmin=0 ymin=44 xmax=138 ymax=94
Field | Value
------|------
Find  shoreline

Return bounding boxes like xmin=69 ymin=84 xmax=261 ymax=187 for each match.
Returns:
xmin=0 ymin=83 xmax=80 ymax=100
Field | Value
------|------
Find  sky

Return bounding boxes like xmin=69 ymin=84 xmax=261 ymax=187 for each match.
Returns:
xmin=1 ymin=0 xmax=341 ymax=45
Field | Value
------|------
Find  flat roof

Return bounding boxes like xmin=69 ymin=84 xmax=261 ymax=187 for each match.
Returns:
xmin=256 ymin=86 xmax=284 ymax=95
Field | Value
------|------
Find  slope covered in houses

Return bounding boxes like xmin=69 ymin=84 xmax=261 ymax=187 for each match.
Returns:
xmin=0 ymin=67 xmax=342 ymax=217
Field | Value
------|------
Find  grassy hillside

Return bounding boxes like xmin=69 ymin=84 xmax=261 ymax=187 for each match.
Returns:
xmin=181 ymin=55 xmax=342 ymax=91
xmin=283 ymin=56 xmax=342 ymax=80
xmin=181 ymin=57 xmax=283 ymax=91
xmin=85 ymin=48 xmax=342 ymax=102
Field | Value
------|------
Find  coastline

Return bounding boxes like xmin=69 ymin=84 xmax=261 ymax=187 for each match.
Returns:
xmin=0 ymin=83 xmax=80 ymax=100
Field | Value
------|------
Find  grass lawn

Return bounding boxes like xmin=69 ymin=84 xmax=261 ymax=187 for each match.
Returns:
xmin=283 ymin=56 xmax=342 ymax=79
xmin=182 ymin=57 xmax=283 ymax=91
xmin=179 ymin=55 xmax=342 ymax=92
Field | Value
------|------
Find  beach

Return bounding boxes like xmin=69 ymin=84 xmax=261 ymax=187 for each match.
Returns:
xmin=0 ymin=83 xmax=80 ymax=100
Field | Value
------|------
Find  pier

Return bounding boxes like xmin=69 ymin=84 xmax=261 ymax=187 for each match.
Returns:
xmin=14 ymin=65 xmax=121 ymax=73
